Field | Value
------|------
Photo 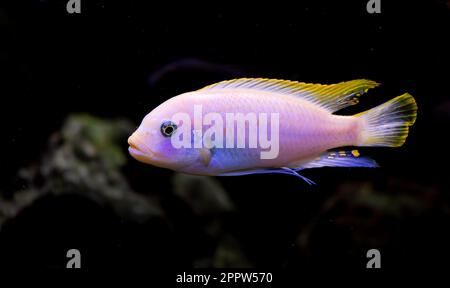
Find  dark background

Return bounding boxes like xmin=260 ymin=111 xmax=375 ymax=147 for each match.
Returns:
xmin=0 ymin=0 xmax=449 ymax=275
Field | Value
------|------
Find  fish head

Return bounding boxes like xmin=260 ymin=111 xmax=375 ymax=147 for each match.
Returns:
xmin=128 ymin=97 xmax=200 ymax=171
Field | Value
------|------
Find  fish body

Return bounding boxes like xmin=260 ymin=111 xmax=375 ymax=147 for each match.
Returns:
xmin=128 ymin=78 xmax=417 ymax=182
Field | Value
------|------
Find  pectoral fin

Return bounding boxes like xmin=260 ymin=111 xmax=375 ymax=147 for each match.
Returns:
xmin=199 ymin=148 xmax=212 ymax=166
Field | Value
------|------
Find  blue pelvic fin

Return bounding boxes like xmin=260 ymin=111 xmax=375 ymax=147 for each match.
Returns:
xmin=218 ymin=167 xmax=316 ymax=185
xmin=294 ymin=150 xmax=379 ymax=170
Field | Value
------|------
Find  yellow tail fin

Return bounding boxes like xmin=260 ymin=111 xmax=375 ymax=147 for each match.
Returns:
xmin=355 ymin=93 xmax=417 ymax=147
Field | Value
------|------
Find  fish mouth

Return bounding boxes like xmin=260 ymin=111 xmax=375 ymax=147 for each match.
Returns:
xmin=128 ymin=140 xmax=139 ymax=151
xmin=128 ymin=135 xmax=156 ymax=162
xmin=128 ymin=145 xmax=147 ymax=158
xmin=128 ymin=134 xmax=189 ymax=171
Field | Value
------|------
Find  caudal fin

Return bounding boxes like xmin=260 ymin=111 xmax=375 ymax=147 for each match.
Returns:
xmin=355 ymin=93 xmax=417 ymax=147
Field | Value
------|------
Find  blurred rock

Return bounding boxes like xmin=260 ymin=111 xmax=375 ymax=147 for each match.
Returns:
xmin=171 ymin=174 xmax=253 ymax=267
xmin=0 ymin=114 xmax=163 ymax=229
xmin=296 ymin=178 xmax=445 ymax=262
xmin=172 ymin=173 xmax=234 ymax=216
xmin=212 ymin=233 xmax=252 ymax=268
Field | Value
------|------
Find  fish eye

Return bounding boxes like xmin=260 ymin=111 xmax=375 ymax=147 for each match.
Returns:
xmin=160 ymin=121 xmax=177 ymax=137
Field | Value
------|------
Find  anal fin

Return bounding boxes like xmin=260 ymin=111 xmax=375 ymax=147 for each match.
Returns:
xmin=294 ymin=150 xmax=378 ymax=170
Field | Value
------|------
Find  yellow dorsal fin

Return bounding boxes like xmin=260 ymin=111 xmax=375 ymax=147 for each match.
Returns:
xmin=199 ymin=78 xmax=380 ymax=113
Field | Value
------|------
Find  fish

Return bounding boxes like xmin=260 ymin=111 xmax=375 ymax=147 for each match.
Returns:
xmin=128 ymin=78 xmax=417 ymax=184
